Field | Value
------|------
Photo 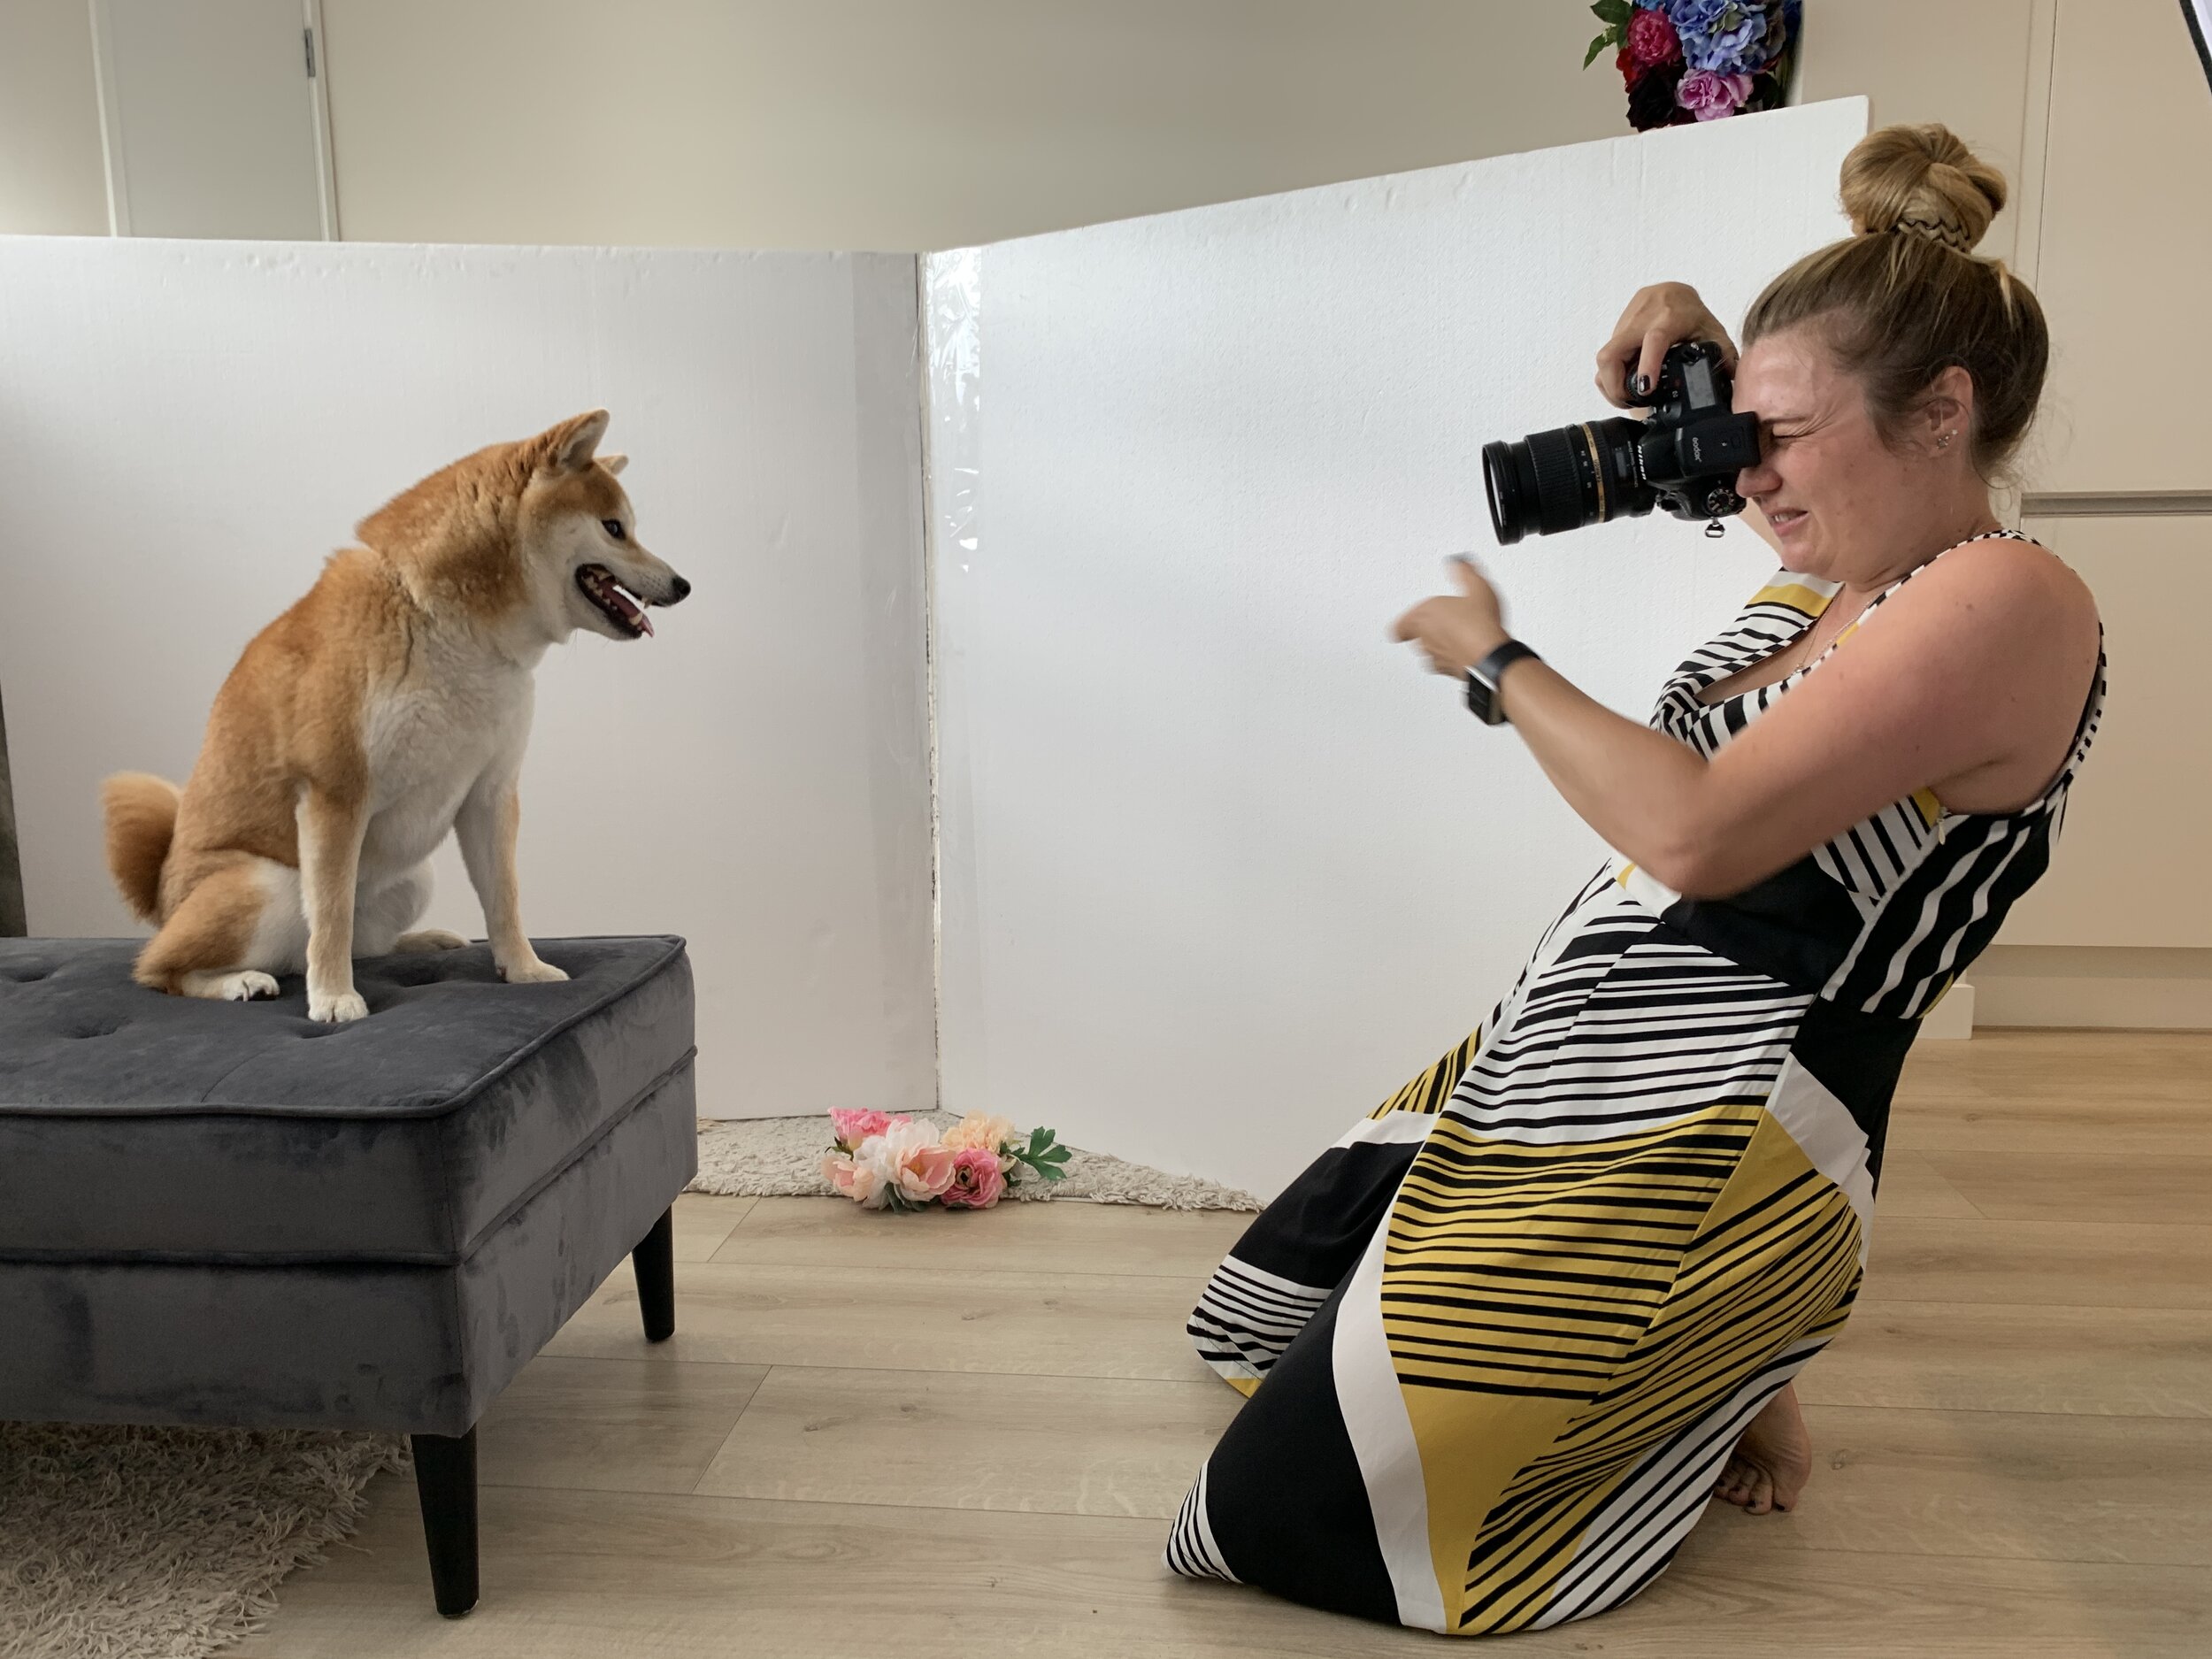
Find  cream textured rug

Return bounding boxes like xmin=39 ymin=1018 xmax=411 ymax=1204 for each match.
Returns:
xmin=0 ymin=1422 xmax=405 ymax=1659
xmin=692 ymin=1113 xmax=1263 ymax=1210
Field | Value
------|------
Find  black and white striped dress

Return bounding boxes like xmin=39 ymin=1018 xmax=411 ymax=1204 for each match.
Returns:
xmin=1167 ymin=531 xmax=2104 ymax=1635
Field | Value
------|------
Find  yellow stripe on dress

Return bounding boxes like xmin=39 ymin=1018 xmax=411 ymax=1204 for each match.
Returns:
xmin=1748 ymin=580 xmax=1836 ymax=618
xmin=1368 ymin=1027 xmax=1485 ymax=1119
xmin=1380 ymin=1105 xmax=1864 ymax=1634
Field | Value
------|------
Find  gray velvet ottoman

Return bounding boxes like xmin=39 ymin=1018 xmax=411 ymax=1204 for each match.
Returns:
xmin=0 ymin=933 xmax=697 ymax=1617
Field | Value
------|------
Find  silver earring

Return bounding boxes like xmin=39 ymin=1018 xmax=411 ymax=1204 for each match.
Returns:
xmin=1938 ymin=431 xmax=1955 ymax=449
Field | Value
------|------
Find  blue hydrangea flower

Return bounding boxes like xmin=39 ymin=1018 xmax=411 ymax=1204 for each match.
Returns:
xmin=1675 ymin=1 xmax=1770 ymax=75
xmin=1661 ymin=0 xmax=1731 ymax=29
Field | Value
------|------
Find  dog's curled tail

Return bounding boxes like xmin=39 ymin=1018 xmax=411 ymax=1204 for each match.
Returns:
xmin=102 ymin=772 xmax=180 ymax=924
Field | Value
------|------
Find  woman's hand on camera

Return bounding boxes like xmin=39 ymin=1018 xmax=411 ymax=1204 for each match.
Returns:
xmin=1595 ymin=283 xmax=1739 ymax=408
xmin=1395 ymin=557 xmax=1509 ymax=680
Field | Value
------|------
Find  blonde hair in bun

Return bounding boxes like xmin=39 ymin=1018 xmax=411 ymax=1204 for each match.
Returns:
xmin=1841 ymin=122 xmax=2006 ymax=252
xmin=1744 ymin=123 xmax=2047 ymax=480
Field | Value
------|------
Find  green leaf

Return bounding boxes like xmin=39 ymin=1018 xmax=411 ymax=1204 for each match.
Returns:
xmin=1592 ymin=0 xmax=1632 ymax=27
xmin=1584 ymin=30 xmax=1610 ymax=68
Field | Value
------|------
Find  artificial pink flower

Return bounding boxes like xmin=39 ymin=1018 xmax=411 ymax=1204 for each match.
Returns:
xmin=828 ymin=1109 xmax=895 ymax=1150
xmin=942 ymin=1146 xmax=1009 ymax=1210
xmin=1677 ymin=69 xmax=1753 ymax=121
xmin=822 ymin=1152 xmax=889 ymax=1209
xmin=894 ymin=1141 xmax=960 ymax=1203
xmin=1626 ymin=8 xmax=1683 ymax=67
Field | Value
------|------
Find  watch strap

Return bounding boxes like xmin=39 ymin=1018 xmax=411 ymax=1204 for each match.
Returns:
xmin=1465 ymin=639 xmax=1540 ymax=725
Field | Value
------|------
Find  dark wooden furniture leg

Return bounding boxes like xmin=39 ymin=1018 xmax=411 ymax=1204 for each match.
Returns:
xmin=411 ymin=1428 xmax=480 ymax=1617
xmin=634 ymin=1205 xmax=676 ymax=1342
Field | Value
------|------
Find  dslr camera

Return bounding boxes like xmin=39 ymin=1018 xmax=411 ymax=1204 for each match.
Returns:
xmin=1482 ymin=340 xmax=1763 ymax=545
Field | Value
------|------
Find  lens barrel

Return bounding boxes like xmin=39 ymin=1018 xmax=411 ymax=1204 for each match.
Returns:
xmin=1483 ymin=419 xmax=1647 ymax=545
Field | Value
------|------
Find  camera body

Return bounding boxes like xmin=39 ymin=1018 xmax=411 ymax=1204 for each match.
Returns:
xmin=1482 ymin=341 xmax=1764 ymax=545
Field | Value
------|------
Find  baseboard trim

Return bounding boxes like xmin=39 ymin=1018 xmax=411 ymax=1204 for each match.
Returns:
xmin=1976 ymin=979 xmax=2212 ymax=1031
xmin=1916 ymin=981 xmax=1977 ymax=1041
xmin=1970 ymin=945 xmax=2212 ymax=1032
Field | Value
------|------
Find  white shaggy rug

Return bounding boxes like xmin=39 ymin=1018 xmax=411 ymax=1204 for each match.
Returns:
xmin=692 ymin=1113 xmax=1263 ymax=1211
xmin=0 ymin=1422 xmax=404 ymax=1659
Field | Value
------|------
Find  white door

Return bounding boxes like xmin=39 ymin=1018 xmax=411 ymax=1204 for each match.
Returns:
xmin=92 ymin=0 xmax=334 ymax=240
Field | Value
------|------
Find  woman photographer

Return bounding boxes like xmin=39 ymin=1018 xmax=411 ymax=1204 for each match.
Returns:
xmin=1166 ymin=124 xmax=2103 ymax=1636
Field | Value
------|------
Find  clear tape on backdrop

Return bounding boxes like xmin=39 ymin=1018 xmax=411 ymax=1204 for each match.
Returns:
xmin=925 ymin=248 xmax=982 ymax=579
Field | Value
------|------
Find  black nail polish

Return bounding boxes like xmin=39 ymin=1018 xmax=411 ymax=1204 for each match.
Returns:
xmin=1632 ymin=374 xmax=1651 ymax=396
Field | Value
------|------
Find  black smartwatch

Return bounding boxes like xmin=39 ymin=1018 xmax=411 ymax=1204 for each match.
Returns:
xmin=1465 ymin=640 xmax=1540 ymax=726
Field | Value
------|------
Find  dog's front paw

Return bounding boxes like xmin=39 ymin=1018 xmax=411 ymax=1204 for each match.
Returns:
xmin=393 ymin=929 xmax=470 ymax=954
xmin=309 ymin=989 xmax=371 ymax=1024
xmin=499 ymin=957 xmax=570 ymax=986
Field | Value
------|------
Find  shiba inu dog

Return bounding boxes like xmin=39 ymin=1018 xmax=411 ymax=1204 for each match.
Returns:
xmin=102 ymin=410 xmax=687 ymax=1023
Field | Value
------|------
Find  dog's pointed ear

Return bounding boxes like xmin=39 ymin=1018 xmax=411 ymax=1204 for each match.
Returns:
xmin=598 ymin=452 xmax=628 ymax=476
xmin=535 ymin=410 xmax=610 ymax=475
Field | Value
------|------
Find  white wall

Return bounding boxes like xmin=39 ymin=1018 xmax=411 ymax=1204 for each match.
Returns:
xmin=0 ymin=237 xmax=935 ymax=1120
xmin=0 ymin=0 xmax=110 ymax=236
xmin=2025 ymin=0 xmax=2211 ymax=491
xmin=932 ymin=101 xmax=1868 ymax=1199
xmin=1 ymin=0 xmax=2043 ymax=250
xmin=313 ymin=0 xmax=1628 ymax=250
xmin=2001 ymin=514 xmax=2212 ymax=948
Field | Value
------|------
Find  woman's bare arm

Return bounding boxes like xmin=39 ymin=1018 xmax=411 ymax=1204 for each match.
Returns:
xmin=1397 ymin=539 xmax=2100 ymax=897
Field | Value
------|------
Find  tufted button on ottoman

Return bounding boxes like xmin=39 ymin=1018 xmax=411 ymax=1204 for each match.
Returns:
xmin=0 ymin=934 xmax=698 ymax=1617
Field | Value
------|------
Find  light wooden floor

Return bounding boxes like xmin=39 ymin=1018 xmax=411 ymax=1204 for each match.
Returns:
xmin=234 ymin=1031 xmax=2212 ymax=1658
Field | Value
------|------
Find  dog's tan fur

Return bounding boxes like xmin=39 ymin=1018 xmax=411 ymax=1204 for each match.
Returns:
xmin=103 ymin=411 xmax=687 ymax=1022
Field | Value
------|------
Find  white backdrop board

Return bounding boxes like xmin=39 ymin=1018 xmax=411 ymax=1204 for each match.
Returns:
xmin=930 ymin=100 xmax=1868 ymax=1198
xmin=0 ymin=238 xmax=934 ymax=1120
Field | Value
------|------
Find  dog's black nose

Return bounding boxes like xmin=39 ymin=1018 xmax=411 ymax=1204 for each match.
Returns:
xmin=667 ymin=574 xmax=692 ymax=603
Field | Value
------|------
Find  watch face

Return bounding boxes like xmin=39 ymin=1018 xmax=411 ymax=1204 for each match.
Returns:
xmin=1465 ymin=672 xmax=1501 ymax=725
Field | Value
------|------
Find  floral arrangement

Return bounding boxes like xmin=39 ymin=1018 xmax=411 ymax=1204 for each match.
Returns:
xmin=821 ymin=1110 xmax=1072 ymax=1211
xmin=1585 ymin=0 xmax=1802 ymax=131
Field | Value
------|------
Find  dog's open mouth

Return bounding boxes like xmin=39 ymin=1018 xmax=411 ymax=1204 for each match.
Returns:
xmin=575 ymin=565 xmax=653 ymax=638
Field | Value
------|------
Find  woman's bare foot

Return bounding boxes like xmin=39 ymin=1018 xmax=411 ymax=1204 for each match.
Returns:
xmin=1714 ymin=1383 xmax=1812 ymax=1515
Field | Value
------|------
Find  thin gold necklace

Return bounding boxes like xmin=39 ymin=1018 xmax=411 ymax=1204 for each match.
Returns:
xmin=1784 ymin=601 xmax=1855 ymax=676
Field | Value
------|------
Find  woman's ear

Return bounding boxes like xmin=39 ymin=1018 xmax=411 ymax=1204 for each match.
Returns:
xmin=1920 ymin=365 xmax=1977 ymax=455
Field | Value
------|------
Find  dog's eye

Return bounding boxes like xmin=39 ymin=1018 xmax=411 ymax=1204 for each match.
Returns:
xmin=603 ymin=519 xmax=627 ymax=541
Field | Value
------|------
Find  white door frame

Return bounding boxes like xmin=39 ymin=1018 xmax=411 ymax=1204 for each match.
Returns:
xmin=88 ymin=0 xmax=342 ymax=240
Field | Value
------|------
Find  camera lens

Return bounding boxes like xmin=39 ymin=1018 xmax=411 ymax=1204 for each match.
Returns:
xmin=1482 ymin=419 xmax=1648 ymax=544
xmin=1483 ymin=432 xmax=1577 ymax=545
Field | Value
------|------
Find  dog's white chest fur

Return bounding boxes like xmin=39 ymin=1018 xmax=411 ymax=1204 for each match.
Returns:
xmin=357 ymin=646 xmax=534 ymax=882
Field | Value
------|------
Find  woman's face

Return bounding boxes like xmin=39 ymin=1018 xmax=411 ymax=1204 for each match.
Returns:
xmin=1730 ymin=325 xmax=1932 ymax=587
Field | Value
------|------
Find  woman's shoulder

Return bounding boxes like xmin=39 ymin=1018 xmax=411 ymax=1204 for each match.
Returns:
xmin=1855 ymin=534 xmax=2101 ymax=711
xmin=1904 ymin=532 xmax=2099 ymax=633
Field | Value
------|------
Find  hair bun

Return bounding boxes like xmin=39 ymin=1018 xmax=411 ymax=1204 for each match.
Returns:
xmin=1840 ymin=123 xmax=2006 ymax=254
